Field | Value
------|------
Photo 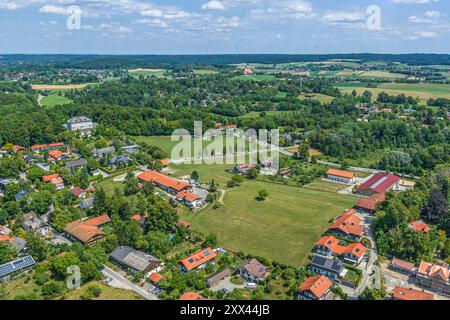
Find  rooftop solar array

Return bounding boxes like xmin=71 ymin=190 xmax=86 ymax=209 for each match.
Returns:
xmin=0 ymin=255 xmax=36 ymax=278
xmin=370 ymin=176 xmax=388 ymax=189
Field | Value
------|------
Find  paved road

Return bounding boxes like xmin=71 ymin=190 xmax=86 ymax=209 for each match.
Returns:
xmin=101 ymin=265 xmax=158 ymax=300
xmin=317 ymin=160 xmax=385 ymax=174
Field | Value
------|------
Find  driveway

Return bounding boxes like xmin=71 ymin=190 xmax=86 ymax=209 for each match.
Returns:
xmin=210 ymin=277 xmax=245 ymax=292
xmin=101 ymin=265 xmax=158 ymax=300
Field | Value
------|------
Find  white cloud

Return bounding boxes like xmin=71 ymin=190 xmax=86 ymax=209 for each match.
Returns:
xmin=412 ymin=31 xmax=437 ymax=38
xmin=425 ymin=11 xmax=441 ymax=18
xmin=201 ymin=1 xmax=225 ymax=11
xmin=393 ymin=0 xmax=438 ymax=4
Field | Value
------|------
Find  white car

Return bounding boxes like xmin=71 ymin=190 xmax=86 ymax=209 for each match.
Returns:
xmin=245 ymin=283 xmax=257 ymax=289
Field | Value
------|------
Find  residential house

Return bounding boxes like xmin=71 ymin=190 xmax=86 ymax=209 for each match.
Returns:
xmin=109 ymin=155 xmax=131 ymax=166
xmin=354 ymin=193 xmax=386 ymax=215
xmin=309 ymin=255 xmax=346 ymax=282
xmin=63 ymin=214 xmax=111 ymax=245
xmin=298 ymin=275 xmax=333 ymax=300
xmin=326 ymin=169 xmax=356 ymax=184
xmin=15 ymin=189 xmax=28 ymax=202
xmin=31 ymin=142 xmax=65 ymax=153
xmin=131 ymin=215 xmax=146 ymax=226
xmin=390 ymin=257 xmax=415 ymax=275
xmin=0 ymin=256 xmax=36 ymax=282
xmin=138 ymin=170 xmax=190 ymax=195
xmin=178 ymin=248 xmax=216 ymax=273
xmin=65 ymin=158 xmax=87 ymax=170
xmin=314 ymin=236 xmax=367 ymax=265
xmin=356 ymin=173 xmax=400 ymax=197
xmin=328 ymin=209 xmax=365 ymax=241
xmin=11 ymin=237 xmax=27 ymax=253
xmin=35 ymin=163 xmax=51 ymax=172
xmin=206 ymin=268 xmax=232 ymax=288
xmin=238 ymin=258 xmax=269 ymax=283
xmin=78 ymin=196 xmax=94 ymax=210
xmin=392 ymin=286 xmax=434 ymax=301
xmin=408 ymin=220 xmax=430 ymax=233
xmin=175 ymin=191 xmax=203 ymax=207
xmin=48 ymin=150 xmax=69 ymax=161
xmin=110 ymin=246 xmax=163 ymax=278
xmin=415 ymin=261 xmax=450 ymax=296
xmin=120 ymin=145 xmax=140 ymax=154
xmin=148 ymin=272 xmax=163 ymax=286
xmin=92 ymin=146 xmax=116 ymax=158
xmin=71 ymin=187 xmax=86 ymax=199
xmin=66 ymin=116 xmax=98 ymax=137
xmin=42 ymin=174 xmax=65 ymax=190
xmin=23 ymin=212 xmax=44 ymax=231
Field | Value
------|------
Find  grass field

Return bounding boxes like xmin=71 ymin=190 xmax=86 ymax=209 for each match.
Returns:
xmin=337 ymin=84 xmax=450 ymax=104
xmin=128 ymin=68 xmax=165 ymax=78
xmin=357 ymin=71 xmax=408 ymax=79
xmin=302 ymin=93 xmax=335 ymax=104
xmin=180 ymin=179 xmax=356 ymax=266
xmin=193 ymin=69 xmax=219 ymax=75
xmin=40 ymin=94 xmax=72 ymax=107
xmin=32 ymin=84 xmax=89 ymax=90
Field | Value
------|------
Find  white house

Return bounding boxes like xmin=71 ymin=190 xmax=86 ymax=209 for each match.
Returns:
xmin=66 ymin=116 xmax=98 ymax=137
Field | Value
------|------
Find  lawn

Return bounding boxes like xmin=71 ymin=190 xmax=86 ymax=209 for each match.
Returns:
xmin=64 ymin=281 xmax=144 ymax=300
xmin=128 ymin=68 xmax=166 ymax=78
xmin=171 ymin=162 xmax=235 ymax=187
xmin=40 ymin=94 xmax=72 ymax=107
xmin=180 ymin=179 xmax=356 ymax=267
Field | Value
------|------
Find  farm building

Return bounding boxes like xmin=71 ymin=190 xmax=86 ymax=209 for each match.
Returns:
xmin=356 ymin=173 xmax=400 ymax=197
xmin=354 ymin=193 xmax=386 ymax=214
xmin=326 ymin=169 xmax=356 ymax=184
xmin=138 ymin=170 xmax=190 ymax=194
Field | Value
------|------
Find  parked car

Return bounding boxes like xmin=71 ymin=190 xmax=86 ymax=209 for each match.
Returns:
xmin=245 ymin=282 xmax=257 ymax=289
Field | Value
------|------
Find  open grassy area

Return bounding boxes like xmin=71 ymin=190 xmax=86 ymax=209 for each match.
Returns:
xmin=193 ymin=69 xmax=219 ymax=75
xmin=170 ymin=162 xmax=235 ymax=187
xmin=40 ymin=94 xmax=72 ymax=107
xmin=64 ymin=281 xmax=144 ymax=300
xmin=32 ymin=84 xmax=90 ymax=90
xmin=180 ymin=179 xmax=356 ymax=267
xmin=128 ymin=68 xmax=166 ymax=78
xmin=231 ymin=75 xmax=278 ymax=82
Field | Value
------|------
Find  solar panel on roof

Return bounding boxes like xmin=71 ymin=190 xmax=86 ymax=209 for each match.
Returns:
xmin=0 ymin=256 xmax=35 ymax=278
xmin=204 ymin=251 xmax=210 ymax=256
xmin=188 ymin=258 xmax=195 ymax=263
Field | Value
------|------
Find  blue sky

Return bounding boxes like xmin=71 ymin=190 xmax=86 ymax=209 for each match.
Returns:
xmin=0 ymin=0 xmax=449 ymax=54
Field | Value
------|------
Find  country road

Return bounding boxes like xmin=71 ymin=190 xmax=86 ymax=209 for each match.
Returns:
xmin=101 ymin=265 xmax=158 ymax=300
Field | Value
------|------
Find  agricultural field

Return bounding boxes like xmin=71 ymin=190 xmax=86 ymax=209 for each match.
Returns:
xmin=180 ymin=179 xmax=356 ymax=266
xmin=337 ymin=82 xmax=450 ymax=104
xmin=302 ymin=93 xmax=335 ymax=104
xmin=40 ymin=94 xmax=72 ymax=107
xmin=32 ymin=84 xmax=89 ymax=90
xmin=357 ymin=71 xmax=408 ymax=79
xmin=193 ymin=69 xmax=219 ymax=75
xmin=128 ymin=68 xmax=166 ymax=78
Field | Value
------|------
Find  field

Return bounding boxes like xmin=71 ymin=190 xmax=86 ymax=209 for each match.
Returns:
xmin=357 ymin=71 xmax=407 ymax=79
xmin=32 ymin=84 xmax=89 ymax=90
xmin=337 ymin=83 xmax=450 ymax=104
xmin=302 ymin=93 xmax=335 ymax=104
xmin=231 ymin=75 xmax=277 ymax=82
xmin=193 ymin=69 xmax=219 ymax=75
xmin=128 ymin=68 xmax=165 ymax=78
xmin=180 ymin=179 xmax=356 ymax=266
xmin=40 ymin=94 xmax=72 ymax=107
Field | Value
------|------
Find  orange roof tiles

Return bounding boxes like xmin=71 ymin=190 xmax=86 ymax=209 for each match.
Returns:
xmin=393 ymin=286 xmax=434 ymax=301
xmin=391 ymin=257 xmax=415 ymax=271
xmin=356 ymin=193 xmax=386 ymax=211
xmin=343 ymin=242 xmax=367 ymax=258
xmin=64 ymin=215 xmax=111 ymax=244
xmin=176 ymin=191 xmax=201 ymax=203
xmin=48 ymin=150 xmax=66 ymax=159
xmin=299 ymin=275 xmax=332 ymax=299
xmin=138 ymin=170 xmax=189 ymax=192
xmin=327 ymin=169 xmax=355 ymax=180
xmin=0 ymin=234 xmax=10 ymax=242
xmin=179 ymin=248 xmax=216 ymax=271
xmin=42 ymin=173 xmax=59 ymax=183
xmin=418 ymin=261 xmax=450 ymax=281
xmin=149 ymin=272 xmax=163 ymax=283
xmin=179 ymin=292 xmax=206 ymax=300
xmin=160 ymin=159 xmax=169 ymax=167
xmin=408 ymin=220 xmax=431 ymax=233
xmin=328 ymin=209 xmax=365 ymax=237
xmin=316 ymin=235 xmax=367 ymax=258
xmin=31 ymin=142 xmax=65 ymax=150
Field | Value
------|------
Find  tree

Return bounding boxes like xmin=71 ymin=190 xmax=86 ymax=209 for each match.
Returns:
xmin=24 ymin=230 xmax=48 ymax=261
xmin=257 ymin=189 xmax=269 ymax=201
xmin=0 ymin=243 xmax=16 ymax=264
xmin=245 ymin=167 xmax=258 ymax=180
xmin=190 ymin=171 xmax=199 ymax=181
xmin=93 ymin=188 xmax=107 ymax=215
xmin=22 ymin=190 xmax=52 ymax=215
xmin=41 ymin=282 xmax=63 ymax=299
xmin=146 ymin=201 xmax=178 ymax=232
xmin=295 ymin=143 xmax=310 ymax=162
xmin=427 ymin=189 xmax=449 ymax=221
xmin=124 ymin=177 xmax=140 ymax=196
xmin=202 ymin=233 xmax=218 ymax=248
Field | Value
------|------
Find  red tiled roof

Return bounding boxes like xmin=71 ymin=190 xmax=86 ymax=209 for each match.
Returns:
xmin=71 ymin=187 xmax=85 ymax=197
xmin=355 ymin=193 xmax=386 ymax=211
xmin=31 ymin=142 xmax=64 ymax=150
xmin=176 ymin=191 xmax=201 ymax=203
xmin=299 ymin=275 xmax=332 ymax=299
xmin=316 ymin=235 xmax=367 ymax=257
xmin=408 ymin=220 xmax=431 ymax=233
xmin=179 ymin=248 xmax=216 ymax=271
xmin=327 ymin=169 xmax=355 ymax=180
xmin=176 ymin=220 xmax=191 ymax=229
xmin=64 ymin=215 xmax=111 ymax=244
xmin=148 ymin=272 xmax=163 ymax=283
xmin=0 ymin=234 xmax=10 ymax=242
xmin=316 ymin=235 xmax=340 ymax=251
xmin=391 ymin=257 xmax=415 ymax=271
xmin=328 ymin=209 xmax=365 ymax=237
xmin=42 ymin=173 xmax=59 ymax=183
xmin=418 ymin=261 xmax=450 ymax=281
xmin=342 ymin=242 xmax=367 ymax=258
xmin=393 ymin=286 xmax=434 ymax=300
xmin=179 ymin=292 xmax=206 ymax=300
xmin=48 ymin=150 xmax=66 ymax=159
xmin=138 ymin=170 xmax=189 ymax=192
xmin=160 ymin=159 xmax=169 ymax=167
xmin=357 ymin=173 xmax=400 ymax=194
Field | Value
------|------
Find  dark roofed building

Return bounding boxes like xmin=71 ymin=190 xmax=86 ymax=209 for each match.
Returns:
xmin=110 ymin=246 xmax=163 ymax=278
xmin=65 ymin=159 xmax=87 ymax=170
xmin=0 ymin=255 xmax=36 ymax=282
xmin=206 ymin=268 xmax=231 ymax=288
xmin=309 ymin=255 xmax=345 ymax=281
